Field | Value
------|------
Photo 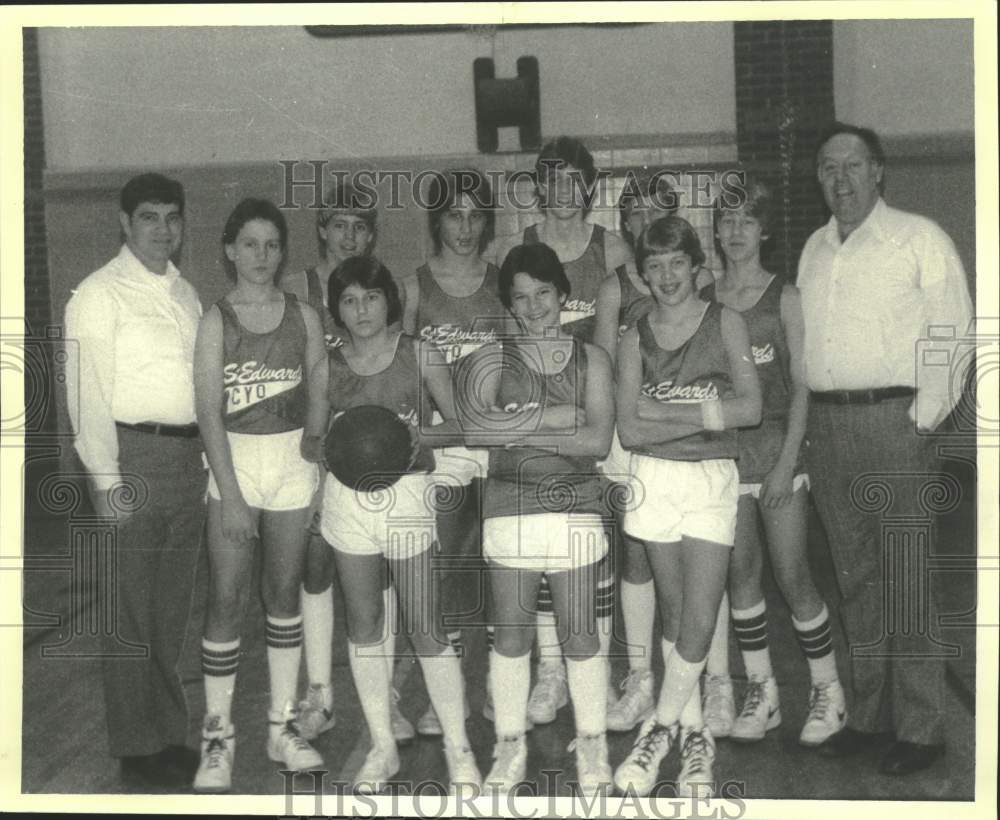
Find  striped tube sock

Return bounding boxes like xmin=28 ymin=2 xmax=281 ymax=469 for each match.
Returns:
xmin=596 ymin=555 xmax=615 ymax=653
xmin=266 ymin=614 xmax=304 ymax=714
xmin=792 ymin=605 xmax=839 ymax=684
xmin=447 ymin=630 xmax=464 ymax=659
xmin=732 ymin=600 xmax=772 ymax=681
xmin=486 ymin=625 xmax=495 ymax=654
xmin=201 ymin=637 xmax=240 ymax=724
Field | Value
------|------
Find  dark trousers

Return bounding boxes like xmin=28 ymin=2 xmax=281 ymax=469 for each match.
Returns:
xmin=806 ymin=397 xmax=946 ymax=745
xmin=101 ymin=428 xmax=206 ymax=757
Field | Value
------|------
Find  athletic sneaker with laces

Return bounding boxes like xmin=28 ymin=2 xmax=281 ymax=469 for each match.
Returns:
xmin=444 ymin=741 xmax=482 ymax=794
xmin=799 ymin=679 xmax=847 ymax=747
xmin=193 ymin=715 xmax=235 ymax=793
xmin=676 ymin=726 xmax=716 ymax=798
xmin=569 ymin=733 xmax=612 ymax=795
xmin=267 ymin=705 xmax=324 ymax=771
xmin=485 ymin=734 xmax=527 ymax=793
xmin=526 ymin=662 xmax=569 ymax=725
xmin=297 ymin=683 xmax=336 ymax=741
xmin=701 ymin=674 xmax=735 ymax=739
xmin=731 ymin=676 xmax=781 ymax=742
xmin=612 ymin=717 xmax=677 ymax=796
xmin=606 ymin=669 xmax=655 ymax=732
xmin=354 ymin=744 xmax=400 ymax=794
xmin=390 ymin=688 xmax=415 ymax=744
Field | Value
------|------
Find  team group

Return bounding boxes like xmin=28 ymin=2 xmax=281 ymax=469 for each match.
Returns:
xmin=64 ymin=124 xmax=973 ymax=797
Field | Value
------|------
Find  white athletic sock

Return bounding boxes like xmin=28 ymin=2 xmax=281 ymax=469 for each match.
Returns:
xmin=732 ymin=599 xmax=773 ymax=681
xmin=348 ymin=640 xmax=395 ymax=749
xmin=536 ymin=612 xmax=562 ymax=666
xmin=705 ymin=591 xmax=731 ymax=677
xmin=792 ymin=604 xmax=839 ymax=684
xmin=621 ymin=579 xmax=655 ymax=672
xmin=661 ymin=636 xmax=676 ymax=670
xmin=490 ymin=652 xmax=530 ymax=737
xmin=383 ymin=584 xmax=398 ymax=688
xmin=566 ymin=654 xmax=608 ymax=736
xmin=419 ymin=645 xmax=470 ymax=749
xmin=656 ymin=650 xmax=707 ymax=727
xmin=679 ymin=679 xmax=704 ymax=729
xmin=201 ymin=637 xmax=240 ymax=724
xmin=265 ymin=614 xmax=303 ymax=714
xmin=301 ymin=585 xmax=334 ymax=691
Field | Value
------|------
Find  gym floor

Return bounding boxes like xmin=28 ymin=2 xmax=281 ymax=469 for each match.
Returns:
xmin=20 ymin=449 xmax=978 ymax=802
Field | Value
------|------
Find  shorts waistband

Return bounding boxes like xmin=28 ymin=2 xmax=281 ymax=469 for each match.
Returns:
xmin=116 ymin=421 xmax=201 ymax=438
xmin=810 ymin=386 xmax=914 ymax=405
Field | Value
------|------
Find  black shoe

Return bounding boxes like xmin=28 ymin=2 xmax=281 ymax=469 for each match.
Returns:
xmin=120 ymin=752 xmax=188 ymax=790
xmin=159 ymin=745 xmax=200 ymax=781
xmin=815 ymin=727 xmax=894 ymax=758
xmin=879 ymin=741 xmax=945 ymax=775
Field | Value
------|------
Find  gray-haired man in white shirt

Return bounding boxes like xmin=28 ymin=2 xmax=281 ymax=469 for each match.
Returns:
xmin=797 ymin=123 xmax=973 ymax=776
xmin=65 ymin=173 xmax=206 ymax=790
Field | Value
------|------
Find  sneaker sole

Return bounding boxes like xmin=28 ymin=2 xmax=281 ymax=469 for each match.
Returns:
xmin=606 ymin=706 xmax=655 ymax=733
xmin=266 ymin=746 xmax=324 ymax=771
xmin=729 ymin=714 xmax=782 ymax=744
xmin=193 ymin=781 xmax=231 ymax=794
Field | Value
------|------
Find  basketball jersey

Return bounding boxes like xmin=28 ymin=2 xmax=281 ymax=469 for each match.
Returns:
xmin=615 ymin=264 xmax=655 ymax=340
xmin=326 ymin=333 xmax=435 ymax=474
xmin=218 ymin=292 xmax=308 ymax=435
xmin=523 ymin=223 xmax=606 ymax=343
xmin=701 ymin=277 xmax=800 ymax=482
xmin=414 ymin=263 xmax=508 ymax=364
xmin=630 ymin=301 xmax=737 ymax=462
xmin=484 ymin=338 xmax=605 ymax=518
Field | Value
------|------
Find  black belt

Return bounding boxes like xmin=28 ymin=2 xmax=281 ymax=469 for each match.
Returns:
xmin=810 ymin=386 xmax=914 ymax=405
xmin=116 ymin=421 xmax=200 ymax=438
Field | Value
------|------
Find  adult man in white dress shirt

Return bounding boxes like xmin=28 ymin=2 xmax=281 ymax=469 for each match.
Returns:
xmin=797 ymin=123 xmax=973 ymax=775
xmin=65 ymin=173 xmax=206 ymax=790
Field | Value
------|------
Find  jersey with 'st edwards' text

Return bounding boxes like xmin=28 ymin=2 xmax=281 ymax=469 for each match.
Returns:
xmin=218 ymin=292 xmax=308 ymax=435
xmin=631 ymin=300 xmax=738 ymax=462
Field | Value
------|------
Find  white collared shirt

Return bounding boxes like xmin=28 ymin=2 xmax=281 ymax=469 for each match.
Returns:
xmin=798 ymin=198 xmax=974 ymax=430
xmin=64 ymin=244 xmax=202 ymax=489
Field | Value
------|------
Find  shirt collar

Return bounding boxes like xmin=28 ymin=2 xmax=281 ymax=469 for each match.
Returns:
xmin=823 ymin=197 xmax=887 ymax=247
xmin=117 ymin=243 xmax=181 ymax=287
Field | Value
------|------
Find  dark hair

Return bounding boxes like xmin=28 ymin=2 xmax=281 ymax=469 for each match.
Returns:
xmin=327 ymin=256 xmax=402 ymax=329
xmin=635 ymin=216 xmax=706 ymax=274
xmin=815 ymin=122 xmax=886 ymax=168
xmin=618 ymin=170 xmax=679 ymax=250
xmin=119 ymin=173 xmax=185 ymax=218
xmin=427 ymin=168 xmax=495 ymax=254
xmin=712 ymin=173 xmax=774 ymax=259
xmin=497 ymin=243 xmax=571 ymax=310
xmin=221 ymin=198 xmax=288 ymax=281
xmin=316 ymin=179 xmax=378 ymax=257
xmin=535 ymin=136 xmax=599 ymax=216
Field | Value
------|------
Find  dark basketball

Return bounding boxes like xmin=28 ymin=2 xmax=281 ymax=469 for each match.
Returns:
xmin=324 ymin=405 xmax=414 ymax=491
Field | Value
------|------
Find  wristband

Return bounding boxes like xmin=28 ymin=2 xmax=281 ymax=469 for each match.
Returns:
xmin=700 ymin=399 xmax=725 ymax=431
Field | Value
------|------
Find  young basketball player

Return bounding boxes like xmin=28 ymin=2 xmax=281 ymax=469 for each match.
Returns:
xmin=398 ymin=168 xmax=510 ymax=735
xmin=461 ymin=242 xmax=615 ymax=794
xmin=700 ymin=177 xmax=846 ymax=745
xmin=287 ymin=186 xmax=414 ymax=746
xmin=321 ymin=256 xmax=479 ymax=794
xmin=489 ymin=137 xmax=631 ymax=726
xmin=613 ymin=216 xmax=761 ymax=798
xmin=192 ymin=199 xmax=328 ymax=792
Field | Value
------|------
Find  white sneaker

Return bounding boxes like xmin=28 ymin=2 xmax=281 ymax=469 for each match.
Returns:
xmin=444 ymin=741 xmax=482 ymax=795
xmin=701 ymin=674 xmax=735 ymax=739
xmin=485 ymin=735 xmax=527 ymax=793
xmin=267 ymin=705 xmax=324 ymax=771
xmin=612 ymin=717 xmax=677 ymax=796
xmin=354 ymin=744 xmax=400 ymax=794
xmin=676 ymin=726 xmax=716 ymax=798
xmin=390 ymin=688 xmax=415 ymax=745
xmin=417 ymin=697 xmax=472 ymax=737
xmin=730 ymin=676 xmax=781 ymax=742
xmin=193 ymin=715 xmax=235 ymax=793
xmin=606 ymin=669 xmax=655 ymax=733
xmin=569 ymin=733 xmax=612 ymax=795
xmin=526 ymin=662 xmax=568 ymax=725
xmin=297 ymin=683 xmax=335 ymax=741
xmin=799 ymin=680 xmax=847 ymax=747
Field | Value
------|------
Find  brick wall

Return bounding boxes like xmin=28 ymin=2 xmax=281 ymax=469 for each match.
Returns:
xmin=734 ymin=21 xmax=835 ymax=281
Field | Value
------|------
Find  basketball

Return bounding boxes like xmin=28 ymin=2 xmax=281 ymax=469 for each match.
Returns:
xmin=324 ymin=405 xmax=414 ymax=491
